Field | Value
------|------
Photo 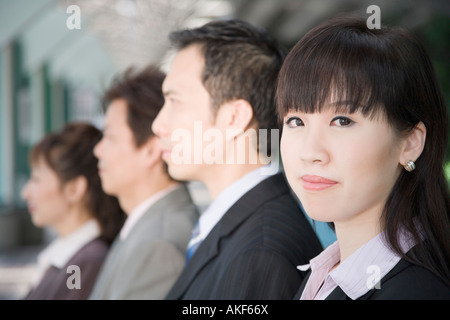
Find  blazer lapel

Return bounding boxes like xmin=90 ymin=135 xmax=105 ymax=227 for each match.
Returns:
xmin=166 ymin=173 xmax=290 ymax=299
xmin=127 ymin=184 xmax=193 ymax=237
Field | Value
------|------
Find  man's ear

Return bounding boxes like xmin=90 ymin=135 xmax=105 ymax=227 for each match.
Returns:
xmin=216 ymin=99 xmax=254 ymax=138
xmin=399 ymin=121 xmax=426 ymax=167
xmin=63 ymin=176 xmax=88 ymax=204
xmin=141 ymin=136 xmax=163 ymax=168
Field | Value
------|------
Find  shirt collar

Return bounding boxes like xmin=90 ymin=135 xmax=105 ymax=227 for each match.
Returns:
xmin=120 ymin=183 xmax=181 ymax=240
xmin=307 ymin=240 xmax=340 ymax=272
xmin=299 ymin=228 xmax=417 ymax=300
xmin=34 ymin=219 xmax=100 ymax=284
xmin=197 ymin=164 xmax=276 ymax=241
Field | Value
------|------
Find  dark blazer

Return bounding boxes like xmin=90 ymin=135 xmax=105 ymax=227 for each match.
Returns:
xmin=24 ymin=237 xmax=109 ymax=300
xmin=165 ymin=173 xmax=323 ymax=300
xmin=295 ymin=252 xmax=450 ymax=300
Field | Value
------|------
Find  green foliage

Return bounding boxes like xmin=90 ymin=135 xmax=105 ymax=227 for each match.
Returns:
xmin=416 ymin=14 xmax=450 ymax=161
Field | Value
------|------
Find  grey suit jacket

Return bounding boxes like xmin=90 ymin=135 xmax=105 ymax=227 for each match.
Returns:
xmin=89 ymin=183 xmax=199 ymax=300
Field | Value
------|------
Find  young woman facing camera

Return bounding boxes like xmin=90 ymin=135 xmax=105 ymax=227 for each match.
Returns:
xmin=277 ymin=15 xmax=450 ymax=299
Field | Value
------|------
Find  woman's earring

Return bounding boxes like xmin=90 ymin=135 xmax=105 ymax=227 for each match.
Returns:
xmin=404 ymin=160 xmax=416 ymax=172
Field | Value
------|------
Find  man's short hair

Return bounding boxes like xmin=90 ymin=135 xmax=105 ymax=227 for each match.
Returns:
xmin=170 ymin=19 xmax=287 ymax=156
xmin=102 ymin=65 xmax=165 ymax=147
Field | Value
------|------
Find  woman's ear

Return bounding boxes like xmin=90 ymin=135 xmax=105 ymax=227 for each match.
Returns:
xmin=399 ymin=122 xmax=426 ymax=166
xmin=63 ymin=176 xmax=88 ymax=204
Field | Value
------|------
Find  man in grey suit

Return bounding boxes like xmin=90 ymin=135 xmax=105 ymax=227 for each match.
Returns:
xmin=89 ymin=65 xmax=199 ymax=299
xmin=152 ymin=19 xmax=322 ymax=299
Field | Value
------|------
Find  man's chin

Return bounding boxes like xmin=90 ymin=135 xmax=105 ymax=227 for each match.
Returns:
xmin=100 ymin=183 xmax=118 ymax=197
xmin=167 ymin=165 xmax=194 ymax=183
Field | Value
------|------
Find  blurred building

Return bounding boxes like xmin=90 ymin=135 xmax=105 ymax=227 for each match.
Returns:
xmin=0 ymin=0 xmax=449 ymax=299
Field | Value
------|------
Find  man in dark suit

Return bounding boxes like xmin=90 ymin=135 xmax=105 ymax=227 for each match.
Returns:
xmin=152 ymin=19 xmax=323 ymax=300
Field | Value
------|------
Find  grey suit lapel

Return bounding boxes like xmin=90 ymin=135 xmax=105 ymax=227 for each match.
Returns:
xmin=90 ymin=236 xmax=126 ymax=299
xmin=126 ymin=184 xmax=193 ymax=239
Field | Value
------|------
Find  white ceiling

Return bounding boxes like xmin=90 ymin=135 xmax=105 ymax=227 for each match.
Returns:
xmin=1 ymin=0 xmax=448 ymax=92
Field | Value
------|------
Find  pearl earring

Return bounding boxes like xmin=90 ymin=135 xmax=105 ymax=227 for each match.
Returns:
xmin=404 ymin=160 xmax=416 ymax=172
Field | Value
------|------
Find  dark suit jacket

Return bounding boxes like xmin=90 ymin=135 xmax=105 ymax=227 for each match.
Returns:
xmin=165 ymin=173 xmax=323 ymax=300
xmin=295 ymin=252 xmax=450 ymax=300
xmin=24 ymin=237 xmax=109 ymax=300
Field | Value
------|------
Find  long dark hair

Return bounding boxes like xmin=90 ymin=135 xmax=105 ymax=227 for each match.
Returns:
xmin=29 ymin=122 xmax=126 ymax=244
xmin=276 ymin=14 xmax=450 ymax=285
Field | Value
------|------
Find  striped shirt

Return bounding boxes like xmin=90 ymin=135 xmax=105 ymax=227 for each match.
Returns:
xmin=299 ymin=229 xmax=416 ymax=300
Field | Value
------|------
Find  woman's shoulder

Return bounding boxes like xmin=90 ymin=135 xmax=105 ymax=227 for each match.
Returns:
xmin=67 ymin=237 xmax=110 ymax=265
xmin=366 ymin=258 xmax=450 ymax=300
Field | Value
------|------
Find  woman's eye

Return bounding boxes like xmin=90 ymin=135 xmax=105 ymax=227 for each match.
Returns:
xmin=331 ymin=116 xmax=354 ymax=127
xmin=285 ymin=117 xmax=304 ymax=128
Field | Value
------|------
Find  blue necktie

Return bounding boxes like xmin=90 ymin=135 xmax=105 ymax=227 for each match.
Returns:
xmin=185 ymin=222 xmax=202 ymax=264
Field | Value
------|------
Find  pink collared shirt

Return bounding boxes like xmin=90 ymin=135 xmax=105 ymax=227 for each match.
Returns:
xmin=299 ymin=230 xmax=416 ymax=300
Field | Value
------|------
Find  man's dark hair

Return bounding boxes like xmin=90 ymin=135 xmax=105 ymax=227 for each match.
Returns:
xmin=170 ymin=19 xmax=287 ymax=156
xmin=102 ymin=65 xmax=165 ymax=147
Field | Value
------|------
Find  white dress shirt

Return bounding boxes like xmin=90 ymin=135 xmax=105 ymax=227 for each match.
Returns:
xmin=194 ymin=164 xmax=276 ymax=245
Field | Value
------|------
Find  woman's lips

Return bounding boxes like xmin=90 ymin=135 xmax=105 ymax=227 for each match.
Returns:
xmin=301 ymin=175 xmax=338 ymax=191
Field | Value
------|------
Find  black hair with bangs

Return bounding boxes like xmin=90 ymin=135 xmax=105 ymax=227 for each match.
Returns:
xmin=276 ymin=14 xmax=450 ymax=286
xmin=277 ymin=15 xmax=425 ymax=129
